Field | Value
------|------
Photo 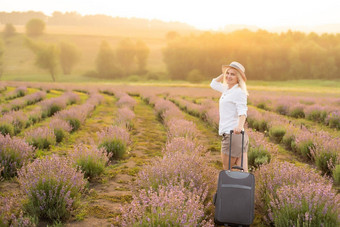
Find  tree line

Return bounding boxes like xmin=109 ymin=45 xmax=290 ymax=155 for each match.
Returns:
xmin=0 ymin=18 xmax=150 ymax=81
xmin=1 ymin=18 xmax=340 ymax=81
xmin=163 ymin=30 xmax=340 ymax=80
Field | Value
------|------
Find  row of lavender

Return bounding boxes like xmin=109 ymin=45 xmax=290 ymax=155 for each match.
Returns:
xmin=169 ymin=95 xmax=339 ymax=225
xmin=0 ymin=86 xmax=27 ymax=101
xmin=248 ymin=92 xmax=340 ymax=130
xmin=0 ymin=87 xmax=47 ymax=114
xmin=0 ymin=90 xmax=79 ymax=137
xmin=0 ymin=89 xmax=141 ymax=225
xmin=0 ymin=91 xmax=111 ymax=225
xmin=171 ymin=96 xmax=340 ymax=183
xmin=116 ymin=92 xmax=217 ymax=226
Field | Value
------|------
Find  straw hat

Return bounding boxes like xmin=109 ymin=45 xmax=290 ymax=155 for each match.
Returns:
xmin=222 ymin=61 xmax=247 ymax=82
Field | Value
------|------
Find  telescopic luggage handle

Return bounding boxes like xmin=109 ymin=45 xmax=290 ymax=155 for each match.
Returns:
xmin=228 ymin=130 xmax=245 ymax=171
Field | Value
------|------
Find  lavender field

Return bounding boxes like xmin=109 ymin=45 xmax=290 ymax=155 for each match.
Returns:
xmin=0 ymin=81 xmax=339 ymax=227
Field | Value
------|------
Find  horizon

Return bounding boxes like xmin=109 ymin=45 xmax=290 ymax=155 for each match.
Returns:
xmin=2 ymin=0 xmax=340 ymax=31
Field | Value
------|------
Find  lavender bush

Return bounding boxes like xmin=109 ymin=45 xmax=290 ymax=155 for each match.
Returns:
xmin=270 ymin=182 xmax=340 ymax=226
xmin=28 ymin=107 xmax=43 ymax=125
xmin=0 ymin=120 xmax=14 ymax=136
xmin=116 ymin=93 xmax=137 ymax=109
xmin=117 ymin=107 xmax=135 ymax=130
xmin=49 ymin=118 xmax=73 ymax=143
xmin=163 ymin=137 xmax=205 ymax=154
xmin=117 ymin=184 xmax=213 ymax=227
xmin=268 ymin=126 xmax=286 ymax=143
xmin=53 ymin=107 xmax=87 ymax=132
xmin=97 ymin=126 xmax=130 ymax=160
xmin=24 ymin=127 xmax=56 ymax=149
xmin=248 ymin=145 xmax=271 ymax=170
xmin=0 ymin=110 xmax=29 ymax=134
xmin=254 ymin=161 xmax=330 ymax=224
xmin=0 ymin=196 xmax=35 ymax=227
xmin=5 ymin=86 xmax=27 ymax=100
xmin=326 ymin=110 xmax=340 ymax=129
xmin=0 ymin=134 xmax=34 ymax=178
xmin=40 ymin=97 xmax=68 ymax=118
xmin=69 ymin=144 xmax=109 ymax=179
xmin=166 ymin=118 xmax=197 ymax=140
xmin=136 ymin=147 xmax=216 ymax=196
xmin=17 ymin=155 xmax=87 ymax=222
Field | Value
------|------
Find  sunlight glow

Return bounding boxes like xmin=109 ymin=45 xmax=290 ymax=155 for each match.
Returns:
xmin=2 ymin=0 xmax=340 ymax=30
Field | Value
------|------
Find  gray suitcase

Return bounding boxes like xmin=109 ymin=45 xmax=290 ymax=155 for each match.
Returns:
xmin=213 ymin=130 xmax=255 ymax=226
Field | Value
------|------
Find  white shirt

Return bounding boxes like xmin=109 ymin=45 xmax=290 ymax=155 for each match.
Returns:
xmin=210 ymin=78 xmax=248 ymax=135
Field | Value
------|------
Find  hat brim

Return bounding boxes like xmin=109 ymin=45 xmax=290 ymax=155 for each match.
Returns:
xmin=222 ymin=65 xmax=247 ymax=82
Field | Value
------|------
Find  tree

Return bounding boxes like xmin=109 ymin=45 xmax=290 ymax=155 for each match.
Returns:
xmin=59 ymin=41 xmax=81 ymax=75
xmin=0 ymin=39 xmax=4 ymax=79
xmin=166 ymin=31 xmax=180 ymax=41
xmin=95 ymin=41 xmax=118 ymax=78
xmin=116 ymin=38 xmax=136 ymax=75
xmin=26 ymin=18 xmax=45 ymax=36
xmin=25 ymin=38 xmax=59 ymax=82
xmin=135 ymin=40 xmax=150 ymax=73
xmin=3 ymin=24 xmax=16 ymax=37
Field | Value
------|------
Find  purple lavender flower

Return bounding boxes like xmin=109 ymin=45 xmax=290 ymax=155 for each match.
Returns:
xmin=17 ymin=154 xmax=86 ymax=221
xmin=0 ymin=134 xmax=34 ymax=178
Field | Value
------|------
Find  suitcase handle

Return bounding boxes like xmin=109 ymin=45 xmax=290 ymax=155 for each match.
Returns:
xmin=228 ymin=130 xmax=245 ymax=171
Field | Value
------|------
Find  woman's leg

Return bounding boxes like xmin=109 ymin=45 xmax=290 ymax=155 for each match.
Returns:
xmin=221 ymin=152 xmax=238 ymax=170
xmin=235 ymin=152 xmax=248 ymax=172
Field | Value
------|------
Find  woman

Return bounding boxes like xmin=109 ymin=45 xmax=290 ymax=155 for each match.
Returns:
xmin=210 ymin=61 xmax=249 ymax=172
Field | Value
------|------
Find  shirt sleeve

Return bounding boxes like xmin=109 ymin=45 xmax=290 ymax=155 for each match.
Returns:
xmin=234 ymin=89 xmax=248 ymax=117
xmin=210 ymin=78 xmax=226 ymax=93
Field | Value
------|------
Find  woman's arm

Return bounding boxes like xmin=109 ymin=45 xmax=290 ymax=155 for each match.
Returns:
xmin=234 ymin=115 xmax=246 ymax=134
xmin=210 ymin=74 xmax=225 ymax=93
xmin=215 ymin=73 xmax=224 ymax=82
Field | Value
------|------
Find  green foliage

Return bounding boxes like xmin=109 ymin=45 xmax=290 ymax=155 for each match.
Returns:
xmin=74 ymin=155 xmax=106 ymax=179
xmin=289 ymin=107 xmax=305 ymax=118
xmin=162 ymin=30 xmax=340 ymax=80
xmin=25 ymin=38 xmax=59 ymax=81
xmin=306 ymin=110 xmax=327 ymax=123
xmin=54 ymin=129 xmax=66 ymax=143
xmin=296 ymin=140 xmax=315 ymax=160
xmin=333 ymin=165 xmax=340 ymax=186
xmin=248 ymin=146 xmax=271 ymax=169
xmin=276 ymin=105 xmax=289 ymax=115
xmin=95 ymin=41 xmax=121 ymax=78
xmin=135 ymin=39 xmax=150 ymax=73
xmin=67 ymin=119 xmax=81 ymax=132
xmin=315 ymin=151 xmax=338 ymax=176
xmin=247 ymin=118 xmax=268 ymax=132
xmin=256 ymin=102 xmax=269 ymax=110
xmin=28 ymin=135 xmax=56 ymax=150
xmin=98 ymin=139 xmax=126 ymax=160
xmin=0 ymin=123 xmax=14 ymax=136
xmin=282 ymin=133 xmax=295 ymax=150
xmin=25 ymin=18 xmax=45 ymax=36
xmin=116 ymin=38 xmax=136 ymax=75
xmin=43 ymin=104 xmax=62 ymax=118
xmin=327 ymin=113 xmax=340 ymax=129
xmin=268 ymin=126 xmax=286 ymax=143
xmin=271 ymin=198 xmax=339 ymax=227
xmin=59 ymin=41 xmax=81 ymax=75
xmin=3 ymin=23 xmax=16 ymax=37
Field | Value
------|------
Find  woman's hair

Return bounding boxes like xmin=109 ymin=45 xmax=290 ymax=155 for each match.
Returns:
xmin=223 ymin=68 xmax=249 ymax=96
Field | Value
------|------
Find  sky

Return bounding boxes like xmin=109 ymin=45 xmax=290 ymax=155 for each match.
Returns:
xmin=2 ymin=0 xmax=340 ymax=30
